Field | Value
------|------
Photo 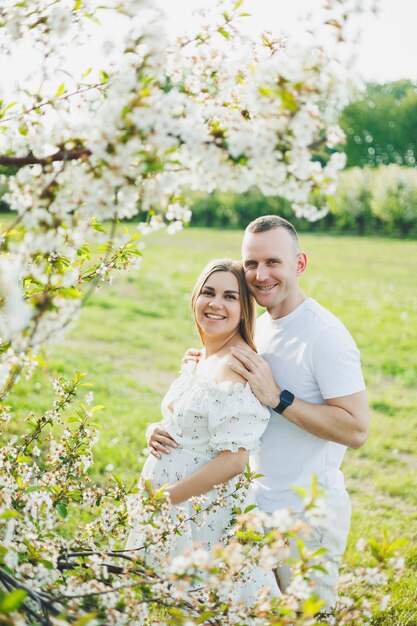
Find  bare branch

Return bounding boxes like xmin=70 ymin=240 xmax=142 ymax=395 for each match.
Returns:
xmin=0 ymin=148 xmax=91 ymax=167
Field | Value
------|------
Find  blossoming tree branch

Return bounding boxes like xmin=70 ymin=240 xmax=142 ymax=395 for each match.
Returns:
xmin=1 ymin=1 xmax=402 ymax=625
xmin=0 ymin=0 xmax=363 ymax=384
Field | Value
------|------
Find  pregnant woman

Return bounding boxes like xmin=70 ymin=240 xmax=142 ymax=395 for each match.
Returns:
xmin=126 ymin=259 xmax=279 ymax=604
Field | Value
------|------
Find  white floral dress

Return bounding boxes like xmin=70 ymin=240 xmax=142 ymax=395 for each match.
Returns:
xmin=126 ymin=368 xmax=280 ymax=604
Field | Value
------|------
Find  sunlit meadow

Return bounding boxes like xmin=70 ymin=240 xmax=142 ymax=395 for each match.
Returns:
xmin=8 ymin=224 xmax=417 ymax=624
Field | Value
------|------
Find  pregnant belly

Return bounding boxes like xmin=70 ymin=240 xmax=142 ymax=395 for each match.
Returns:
xmin=141 ymin=446 xmax=210 ymax=488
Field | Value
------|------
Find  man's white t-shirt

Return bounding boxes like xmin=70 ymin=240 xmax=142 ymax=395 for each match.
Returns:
xmin=252 ymin=298 xmax=366 ymax=513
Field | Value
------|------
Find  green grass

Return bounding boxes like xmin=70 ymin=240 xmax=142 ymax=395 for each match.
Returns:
xmin=6 ymin=225 xmax=417 ymax=623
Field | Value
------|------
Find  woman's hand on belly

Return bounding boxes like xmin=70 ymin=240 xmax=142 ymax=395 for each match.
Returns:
xmin=147 ymin=426 xmax=178 ymax=459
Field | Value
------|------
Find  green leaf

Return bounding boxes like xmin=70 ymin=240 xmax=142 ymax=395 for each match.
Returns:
xmin=74 ymin=0 xmax=83 ymax=10
xmin=31 ymin=354 xmax=47 ymax=367
xmin=0 ymin=589 xmax=27 ymax=613
xmin=281 ymin=90 xmax=298 ymax=112
xmin=100 ymin=70 xmax=109 ymax=84
xmin=0 ymin=101 xmax=17 ymax=119
xmin=58 ymin=287 xmax=82 ymax=299
xmin=295 ymin=536 xmax=306 ymax=555
xmin=16 ymin=454 xmax=32 ymax=463
xmin=301 ymin=595 xmax=326 ymax=617
xmin=91 ymin=219 xmax=105 ymax=232
xmin=56 ymin=503 xmax=68 ymax=519
xmin=73 ymin=613 xmax=99 ymax=626
xmin=259 ymin=86 xmax=272 ymax=97
xmin=113 ymin=474 xmax=123 ymax=487
xmin=91 ymin=404 xmax=105 ymax=413
xmin=293 ymin=486 xmax=307 ymax=498
xmin=55 ymin=83 xmax=66 ymax=97
xmin=67 ymin=490 xmax=83 ymax=502
xmin=0 ymin=510 xmax=19 ymax=520
xmin=310 ymin=564 xmax=329 ymax=574
xmin=218 ymin=27 xmax=230 ymax=39
xmin=309 ymin=546 xmax=329 ymax=559
xmin=251 ymin=473 xmax=264 ymax=479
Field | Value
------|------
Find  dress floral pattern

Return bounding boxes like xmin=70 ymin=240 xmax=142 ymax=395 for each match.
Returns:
xmin=126 ymin=368 xmax=279 ymax=604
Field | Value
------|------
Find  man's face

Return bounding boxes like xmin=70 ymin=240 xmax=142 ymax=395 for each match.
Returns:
xmin=242 ymin=228 xmax=306 ymax=318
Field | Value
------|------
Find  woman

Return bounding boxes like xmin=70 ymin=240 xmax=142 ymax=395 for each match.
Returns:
xmin=126 ymin=259 xmax=279 ymax=604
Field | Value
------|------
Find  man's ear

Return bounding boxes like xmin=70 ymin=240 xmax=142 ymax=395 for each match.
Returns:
xmin=296 ymin=252 xmax=307 ymax=276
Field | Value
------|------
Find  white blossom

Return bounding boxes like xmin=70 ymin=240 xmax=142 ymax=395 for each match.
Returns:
xmin=380 ymin=594 xmax=390 ymax=611
xmin=0 ymin=257 xmax=32 ymax=340
xmin=286 ymin=575 xmax=314 ymax=600
xmin=269 ymin=508 xmax=294 ymax=533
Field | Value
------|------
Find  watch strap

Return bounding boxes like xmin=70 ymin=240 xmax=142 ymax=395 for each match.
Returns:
xmin=273 ymin=389 xmax=295 ymax=415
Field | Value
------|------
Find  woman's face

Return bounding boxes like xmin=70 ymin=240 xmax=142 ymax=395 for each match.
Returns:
xmin=195 ymin=271 xmax=242 ymax=340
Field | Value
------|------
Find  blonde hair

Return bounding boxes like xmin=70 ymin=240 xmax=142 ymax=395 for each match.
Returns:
xmin=190 ymin=259 xmax=256 ymax=351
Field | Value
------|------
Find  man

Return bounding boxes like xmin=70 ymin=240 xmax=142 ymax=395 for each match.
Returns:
xmin=148 ymin=215 xmax=369 ymax=608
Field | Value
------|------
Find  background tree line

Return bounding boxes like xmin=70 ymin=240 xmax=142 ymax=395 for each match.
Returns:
xmin=341 ymin=80 xmax=417 ymax=168
xmin=191 ymin=165 xmax=417 ymax=237
xmin=190 ymin=80 xmax=417 ymax=237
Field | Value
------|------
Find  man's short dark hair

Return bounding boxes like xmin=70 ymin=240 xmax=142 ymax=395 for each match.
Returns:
xmin=245 ymin=215 xmax=299 ymax=245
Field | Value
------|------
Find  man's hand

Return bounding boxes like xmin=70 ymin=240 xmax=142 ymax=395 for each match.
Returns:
xmin=229 ymin=346 xmax=281 ymax=408
xmin=181 ymin=347 xmax=202 ymax=369
xmin=230 ymin=348 xmax=369 ymax=448
xmin=148 ymin=427 xmax=178 ymax=459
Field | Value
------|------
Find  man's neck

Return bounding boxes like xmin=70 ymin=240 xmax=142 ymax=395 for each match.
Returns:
xmin=267 ymin=291 xmax=307 ymax=320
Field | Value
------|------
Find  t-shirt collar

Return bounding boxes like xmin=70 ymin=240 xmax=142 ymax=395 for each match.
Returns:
xmin=266 ymin=297 xmax=312 ymax=326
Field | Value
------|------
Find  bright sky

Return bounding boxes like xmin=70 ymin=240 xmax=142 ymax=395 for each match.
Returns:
xmin=2 ymin=0 xmax=416 ymax=100
xmin=263 ymin=0 xmax=417 ymax=82
xmin=164 ymin=0 xmax=417 ymax=83
xmin=353 ymin=0 xmax=417 ymax=81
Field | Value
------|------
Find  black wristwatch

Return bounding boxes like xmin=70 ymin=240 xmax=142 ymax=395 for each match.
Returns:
xmin=273 ymin=389 xmax=295 ymax=415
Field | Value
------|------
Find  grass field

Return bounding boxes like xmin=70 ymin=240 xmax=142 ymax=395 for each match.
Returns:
xmin=8 ymin=226 xmax=417 ymax=624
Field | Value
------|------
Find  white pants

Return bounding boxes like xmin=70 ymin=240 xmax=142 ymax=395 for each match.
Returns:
xmin=275 ymin=489 xmax=351 ymax=609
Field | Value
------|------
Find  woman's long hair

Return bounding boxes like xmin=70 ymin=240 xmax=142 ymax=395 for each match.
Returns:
xmin=190 ymin=258 xmax=256 ymax=352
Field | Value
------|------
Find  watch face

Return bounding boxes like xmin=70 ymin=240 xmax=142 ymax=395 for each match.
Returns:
xmin=281 ymin=390 xmax=294 ymax=406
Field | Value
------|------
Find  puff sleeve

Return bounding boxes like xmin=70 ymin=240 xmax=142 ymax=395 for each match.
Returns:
xmin=207 ymin=383 xmax=270 ymax=453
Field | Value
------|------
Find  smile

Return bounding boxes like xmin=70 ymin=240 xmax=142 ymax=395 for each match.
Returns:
xmin=205 ymin=313 xmax=226 ymax=320
xmin=256 ymin=284 xmax=277 ymax=291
